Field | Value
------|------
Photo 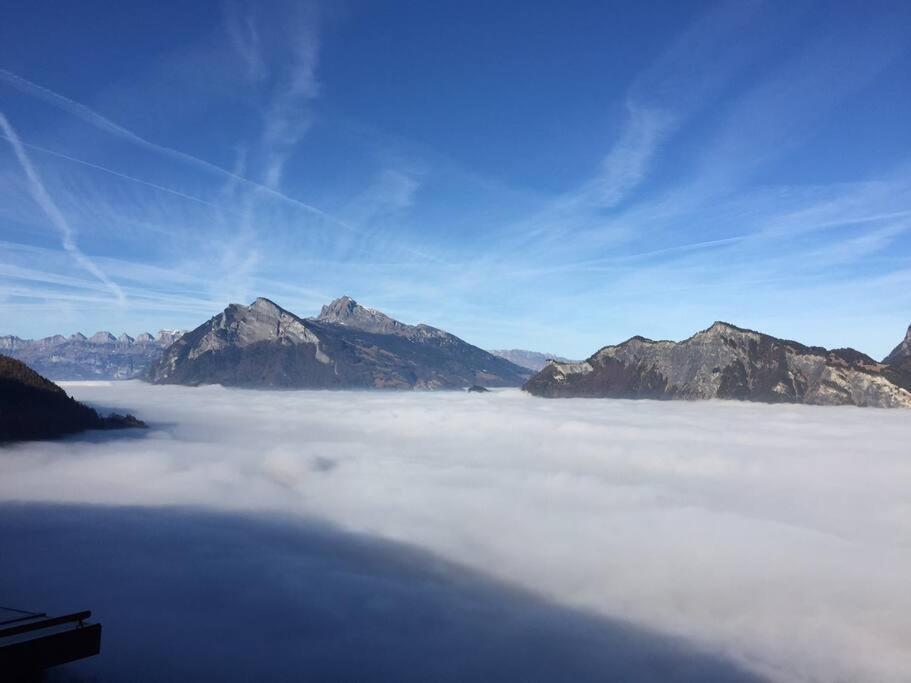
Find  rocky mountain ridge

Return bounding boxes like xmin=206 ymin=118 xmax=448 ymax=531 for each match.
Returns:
xmin=148 ymin=297 xmax=530 ymax=389
xmin=0 ymin=330 xmax=185 ymax=380
xmin=489 ymin=349 xmax=577 ymax=372
xmin=884 ymin=324 xmax=911 ymax=375
xmin=524 ymin=321 xmax=911 ymax=408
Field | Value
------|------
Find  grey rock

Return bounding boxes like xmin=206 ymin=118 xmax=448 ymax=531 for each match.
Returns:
xmin=0 ymin=330 xmax=180 ymax=380
xmin=490 ymin=349 xmax=576 ymax=372
xmin=40 ymin=334 xmax=68 ymax=347
xmin=90 ymin=331 xmax=117 ymax=344
xmin=0 ymin=335 xmax=25 ymax=351
xmin=157 ymin=329 xmax=185 ymax=346
xmin=884 ymin=323 xmax=911 ymax=375
xmin=524 ymin=322 xmax=911 ymax=408
xmin=318 ymin=295 xmax=414 ymax=336
xmin=148 ymin=296 xmax=531 ymax=389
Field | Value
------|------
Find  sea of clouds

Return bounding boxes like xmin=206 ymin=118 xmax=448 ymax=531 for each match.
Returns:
xmin=2 ymin=382 xmax=910 ymax=682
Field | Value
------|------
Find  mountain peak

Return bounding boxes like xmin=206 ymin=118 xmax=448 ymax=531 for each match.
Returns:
xmin=706 ymin=321 xmax=743 ymax=334
xmin=526 ymin=321 xmax=911 ymax=408
xmin=318 ymin=296 xmax=359 ymax=320
xmin=157 ymin=330 xmax=185 ymax=346
xmin=250 ymin=297 xmax=283 ymax=315
xmin=148 ymin=298 xmax=528 ymax=389
xmin=89 ymin=331 xmax=116 ymax=344
xmin=316 ymin=296 xmax=451 ymax=340
xmin=884 ymin=322 xmax=911 ymax=367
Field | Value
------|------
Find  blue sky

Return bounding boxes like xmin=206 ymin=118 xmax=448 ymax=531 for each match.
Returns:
xmin=1 ymin=0 xmax=910 ymax=360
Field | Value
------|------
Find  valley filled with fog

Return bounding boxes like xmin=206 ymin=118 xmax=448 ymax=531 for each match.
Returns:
xmin=2 ymin=382 xmax=910 ymax=682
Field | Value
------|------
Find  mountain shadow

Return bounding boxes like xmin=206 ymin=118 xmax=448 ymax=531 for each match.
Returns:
xmin=0 ymin=503 xmax=767 ymax=682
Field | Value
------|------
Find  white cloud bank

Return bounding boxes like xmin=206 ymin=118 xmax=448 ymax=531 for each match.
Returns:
xmin=2 ymin=383 xmax=911 ymax=682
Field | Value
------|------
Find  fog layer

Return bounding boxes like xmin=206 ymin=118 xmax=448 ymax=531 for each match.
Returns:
xmin=2 ymin=382 xmax=910 ymax=681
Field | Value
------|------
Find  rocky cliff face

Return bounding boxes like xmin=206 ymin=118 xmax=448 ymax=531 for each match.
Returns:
xmin=0 ymin=330 xmax=183 ymax=380
xmin=317 ymin=296 xmax=415 ymax=336
xmin=148 ymin=297 xmax=530 ymax=389
xmin=0 ymin=355 xmax=146 ymax=442
xmin=524 ymin=322 xmax=911 ymax=408
xmin=884 ymin=324 xmax=911 ymax=375
xmin=489 ymin=349 xmax=576 ymax=372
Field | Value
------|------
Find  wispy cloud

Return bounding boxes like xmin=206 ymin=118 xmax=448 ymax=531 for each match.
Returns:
xmin=224 ymin=1 xmax=267 ymax=82
xmin=494 ymin=1 xmax=776 ymax=257
xmin=0 ymin=67 xmax=356 ymax=235
xmin=224 ymin=1 xmax=322 ymax=189
xmin=342 ymin=168 xmax=422 ymax=226
xmin=553 ymin=104 xmax=673 ymax=216
xmin=1 ymin=1 xmax=908 ymax=357
xmin=0 ymin=112 xmax=125 ymax=303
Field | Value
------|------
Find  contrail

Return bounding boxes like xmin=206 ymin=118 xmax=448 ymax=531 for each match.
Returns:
xmin=0 ymin=133 xmax=233 ymax=211
xmin=0 ymin=68 xmax=358 ymax=234
xmin=0 ymin=111 xmax=126 ymax=304
xmin=0 ymin=68 xmax=444 ymax=263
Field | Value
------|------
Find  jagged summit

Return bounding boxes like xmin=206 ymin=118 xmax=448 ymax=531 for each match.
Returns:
xmin=316 ymin=296 xmax=414 ymax=336
xmin=489 ymin=349 xmax=577 ymax=372
xmin=884 ymin=323 xmax=911 ymax=362
xmin=89 ymin=331 xmax=117 ymax=344
xmin=884 ymin=323 xmax=911 ymax=373
xmin=524 ymin=320 xmax=911 ymax=408
xmin=156 ymin=330 xmax=186 ymax=346
xmin=706 ymin=321 xmax=745 ymax=334
xmin=318 ymin=295 xmax=357 ymax=318
xmin=148 ymin=296 xmax=530 ymax=389
xmin=204 ymin=298 xmax=321 ymax=348
xmin=1 ymin=329 xmax=184 ymax=380
xmin=250 ymin=297 xmax=284 ymax=315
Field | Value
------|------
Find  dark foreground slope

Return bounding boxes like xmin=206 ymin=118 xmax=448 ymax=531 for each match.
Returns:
xmin=148 ymin=297 xmax=530 ymax=389
xmin=524 ymin=322 xmax=911 ymax=408
xmin=0 ymin=355 xmax=145 ymax=442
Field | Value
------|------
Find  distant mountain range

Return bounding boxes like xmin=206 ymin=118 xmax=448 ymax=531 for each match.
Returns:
xmin=524 ymin=321 xmax=911 ymax=408
xmin=489 ymin=349 xmax=576 ymax=372
xmin=0 ymin=354 xmax=145 ymax=442
xmin=4 ymin=304 xmax=910 ymax=408
xmin=0 ymin=330 xmax=184 ymax=380
xmin=147 ymin=296 xmax=531 ymax=389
